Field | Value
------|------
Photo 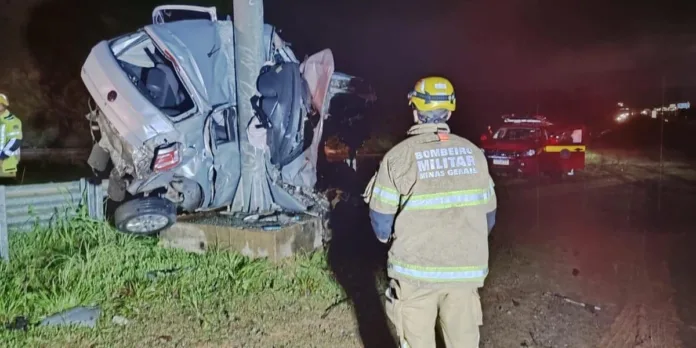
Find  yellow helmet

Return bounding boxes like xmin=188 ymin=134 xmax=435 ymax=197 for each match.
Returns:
xmin=408 ymin=76 xmax=456 ymax=112
xmin=0 ymin=93 xmax=8 ymax=107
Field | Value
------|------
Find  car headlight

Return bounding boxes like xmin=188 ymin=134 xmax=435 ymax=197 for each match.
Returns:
xmin=522 ymin=149 xmax=536 ymax=157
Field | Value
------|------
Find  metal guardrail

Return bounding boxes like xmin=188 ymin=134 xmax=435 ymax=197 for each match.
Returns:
xmin=0 ymin=148 xmax=388 ymax=261
xmin=19 ymin=148 xmax=90 ymax=161
xmin=0 ymin=179 xmax=108 ymax=261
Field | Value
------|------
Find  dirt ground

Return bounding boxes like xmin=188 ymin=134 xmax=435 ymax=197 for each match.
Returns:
xmin=479 ymin=151 xmax=696 ymax=348
xmin=321 ymin=147 xmax=696 ymax=348
xmin=194 ymin=147 xmax=695 ymax=348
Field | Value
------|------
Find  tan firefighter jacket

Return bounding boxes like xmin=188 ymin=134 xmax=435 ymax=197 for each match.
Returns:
xmin=364 ymin=123 xmax=497 ymax=287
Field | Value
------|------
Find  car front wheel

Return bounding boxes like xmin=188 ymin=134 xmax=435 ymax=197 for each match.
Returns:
xmin=114 ymin=197 xmax=176 ymax=235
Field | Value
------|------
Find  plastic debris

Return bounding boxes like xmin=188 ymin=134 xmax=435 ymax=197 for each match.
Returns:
xmin=112 ymin=315 xmax=130 ymax=326
xmin=550 ymin=293 xmax=601 ymax=313
xmin=40 ymin=306 xmax=101 ymax=328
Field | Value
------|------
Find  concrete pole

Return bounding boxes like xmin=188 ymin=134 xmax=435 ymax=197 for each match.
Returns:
xmin=232 ymin=0 xmax=273 ymax=212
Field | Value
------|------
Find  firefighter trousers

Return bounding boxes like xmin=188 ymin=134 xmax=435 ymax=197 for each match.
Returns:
xmin=384 ymin=279 xmax=482 ymax=348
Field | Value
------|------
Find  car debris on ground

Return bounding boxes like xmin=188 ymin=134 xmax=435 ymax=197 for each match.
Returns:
xmin=39 ymin=306 xmax=101 ymax=329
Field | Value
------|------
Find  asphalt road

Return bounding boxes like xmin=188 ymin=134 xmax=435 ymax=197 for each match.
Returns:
xmin=480 ymin=149 xmax=696 ymax=347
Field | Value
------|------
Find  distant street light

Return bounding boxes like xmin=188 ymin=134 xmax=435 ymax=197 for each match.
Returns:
xmin=615 ymin=112 xmax=629 ymax=123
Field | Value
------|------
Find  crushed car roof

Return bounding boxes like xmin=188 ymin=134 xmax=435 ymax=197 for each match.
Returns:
xmin=145 ymin=19 xmax=237 ymax=113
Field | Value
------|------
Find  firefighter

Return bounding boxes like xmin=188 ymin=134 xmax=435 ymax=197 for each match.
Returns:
xmin=0 ymin=93 xmax=23 ymax=178
xmin=363 ymin=76 xmax=497 ymax=348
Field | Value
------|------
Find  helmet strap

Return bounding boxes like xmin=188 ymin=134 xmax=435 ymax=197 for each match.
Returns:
xmin=416 ymin=109 xmax=449 ymax=124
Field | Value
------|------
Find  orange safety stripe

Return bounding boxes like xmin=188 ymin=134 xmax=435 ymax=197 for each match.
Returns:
xmin=544 ymin=145 xmax=586 ymax=153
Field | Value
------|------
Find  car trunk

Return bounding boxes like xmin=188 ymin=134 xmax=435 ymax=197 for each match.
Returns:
xmin=82 ymin=39 xmax=178 ymax=149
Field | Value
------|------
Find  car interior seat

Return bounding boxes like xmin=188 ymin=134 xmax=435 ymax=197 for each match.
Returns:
xmin=141 ymin=48 xmax=188 ymax=115
xmin=144 ymin=64 xmax=182 ymax=108
xmin=256 ymin=62 xmax=312 ymax=167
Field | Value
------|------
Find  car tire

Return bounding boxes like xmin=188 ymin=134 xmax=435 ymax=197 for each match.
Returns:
xmin=114 ymin=197 xmax=176 ymax=235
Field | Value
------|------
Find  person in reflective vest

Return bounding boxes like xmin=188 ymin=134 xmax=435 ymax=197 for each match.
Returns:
xmin=0 ymin=94 xmax=23 ymax=178
xmin=363 ymin=76 xmax=497 ymax=348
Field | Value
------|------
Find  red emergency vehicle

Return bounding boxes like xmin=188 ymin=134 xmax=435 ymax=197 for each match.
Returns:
xmin=479 ymin=114 xmax=586 ymax=177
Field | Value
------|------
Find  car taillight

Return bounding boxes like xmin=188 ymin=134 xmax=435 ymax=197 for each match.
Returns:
xmin=152 ymin=144 xmax=181 ymax=172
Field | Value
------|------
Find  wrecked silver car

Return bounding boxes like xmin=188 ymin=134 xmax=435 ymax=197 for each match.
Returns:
xmin=82 ymin=5 xmax=374 ymax=234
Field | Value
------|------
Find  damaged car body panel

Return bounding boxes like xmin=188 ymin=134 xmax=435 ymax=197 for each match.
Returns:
xmin=144 ymin=19 xmax=243 ymax=209
xmin=145 ymin=19 xmax=238 ymax=117
xmin=279 ymin=49 xmax=335 ymax=189
xmin=81 ymin=6 xmax=375 ymax=234
xmin=83 ymin=18 xmax=241 ymax=212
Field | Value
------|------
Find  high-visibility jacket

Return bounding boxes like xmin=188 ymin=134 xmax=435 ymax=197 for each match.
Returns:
xmin=365 ymin=123 xmax=497 ymax=287
xmin=0 ymin=110 xmax=23 ymax=178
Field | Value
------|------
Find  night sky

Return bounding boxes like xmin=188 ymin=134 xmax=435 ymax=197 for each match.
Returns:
xmin=4 ymin=0 xmax=696 ymax=138
xmin=263 ymin=0 xmax=696 ymax=134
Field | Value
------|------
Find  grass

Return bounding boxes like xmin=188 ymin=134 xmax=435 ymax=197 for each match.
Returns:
xmin=0 ymin=210 xmax=344 ymax=347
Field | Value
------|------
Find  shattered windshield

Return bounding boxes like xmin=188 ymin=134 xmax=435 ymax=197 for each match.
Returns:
xmin=493 ymin=127 xmax=542 ymax=141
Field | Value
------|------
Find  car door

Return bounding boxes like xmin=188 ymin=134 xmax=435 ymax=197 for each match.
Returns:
xmin=207 ymin=107 xmax=242 ymax=208
xmin=542 ymin=126 xmax=586 ymax=173
xmin=564 ymin=126 xmax=586 ymax=171
xmin=538 ymin=128 xmax=554 ymax=172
